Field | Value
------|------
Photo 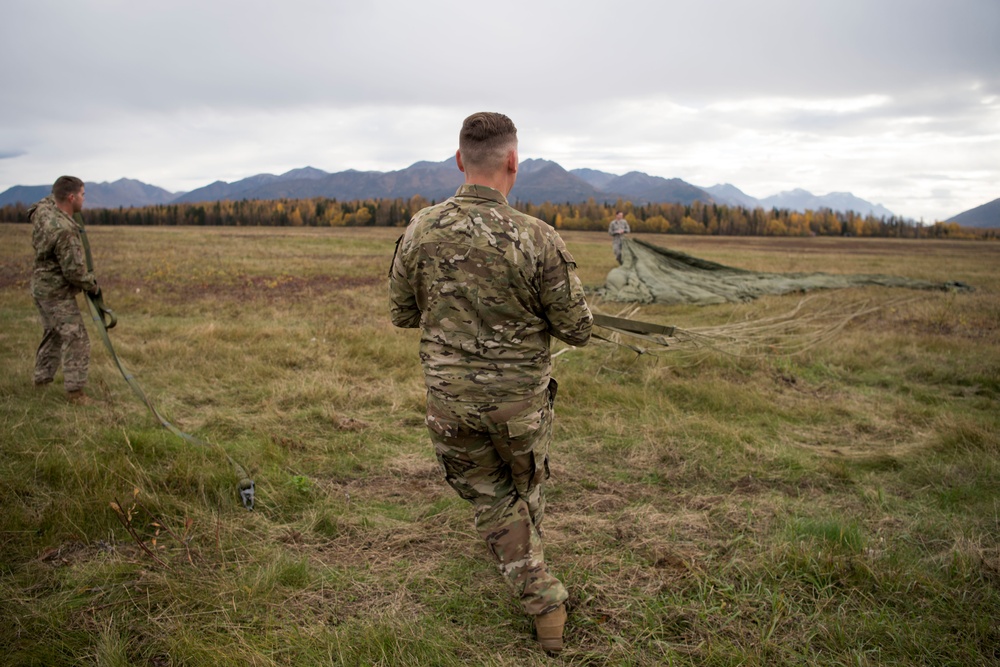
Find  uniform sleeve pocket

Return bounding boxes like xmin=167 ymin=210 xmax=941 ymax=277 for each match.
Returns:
xmin=557 ymin=246 xmax=577 ymax=267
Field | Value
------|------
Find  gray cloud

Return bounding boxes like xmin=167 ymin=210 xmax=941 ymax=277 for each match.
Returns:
xmin=1 ymin=0 xmax=997 ymax=222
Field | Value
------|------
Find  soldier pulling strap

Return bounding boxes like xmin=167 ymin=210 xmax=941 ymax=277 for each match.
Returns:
xmin=76 ymin=215 xmax=255 ymax=510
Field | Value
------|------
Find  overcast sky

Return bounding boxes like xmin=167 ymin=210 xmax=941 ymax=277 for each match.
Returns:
xmin=2 ymin=0 xmax=997 ymax=222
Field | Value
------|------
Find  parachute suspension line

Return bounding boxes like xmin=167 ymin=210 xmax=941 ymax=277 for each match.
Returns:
xmin=77 ymin=217 xmax=255 ymax=510
xmin=590 ymin=293 xmax=904 ymax=361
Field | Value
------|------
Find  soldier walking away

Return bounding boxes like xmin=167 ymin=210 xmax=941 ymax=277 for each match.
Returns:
xmin=29 ymin=176 xmax=101 ymax=405
xmin=608 ymin=210 xmax=630 ymax=264
xmin=389 ymin=112 xmax=593 ymax=654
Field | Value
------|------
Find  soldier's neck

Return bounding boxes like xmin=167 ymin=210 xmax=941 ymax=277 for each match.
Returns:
xmin=56 ymin=200 xmax=75 ymax=217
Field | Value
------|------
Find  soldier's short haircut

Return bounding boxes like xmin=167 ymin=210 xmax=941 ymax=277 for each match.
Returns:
xmin=52 ymin=176 xmax=84 ymax=202
xmin=459 ymin=112 xmax=518 ymax=172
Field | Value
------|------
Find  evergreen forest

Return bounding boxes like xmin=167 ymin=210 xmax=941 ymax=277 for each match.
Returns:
xmin=2 ymin=196 xmax=993 ymax=239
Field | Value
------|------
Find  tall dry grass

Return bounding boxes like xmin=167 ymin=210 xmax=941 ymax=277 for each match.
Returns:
xmin=1 ymin=223 xmax=998 ymax=666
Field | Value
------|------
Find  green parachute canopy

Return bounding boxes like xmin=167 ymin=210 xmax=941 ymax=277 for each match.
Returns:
xmin=600 ymin=237 xmax=973 ymax=305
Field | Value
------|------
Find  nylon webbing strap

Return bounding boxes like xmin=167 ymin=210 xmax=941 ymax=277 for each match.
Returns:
xmin=76 ymin=216 xmax=255 ymax=510
xmin=77 ymin=222 xmax=117 ymax=329
xmin=593 ymin=313 xmax=676 ymax=337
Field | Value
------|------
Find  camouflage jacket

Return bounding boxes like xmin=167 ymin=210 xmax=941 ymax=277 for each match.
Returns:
xmin=29 ymin=195 xmax=97 ymax=300
xmin=608 ymin=218 xmax=630 ymax=236
xmin=389 ymin=184 xmax=593 ymax=402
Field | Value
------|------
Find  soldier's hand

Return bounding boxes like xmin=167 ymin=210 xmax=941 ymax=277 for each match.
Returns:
xmin=89 ymin=285 xmax=102 ymax=299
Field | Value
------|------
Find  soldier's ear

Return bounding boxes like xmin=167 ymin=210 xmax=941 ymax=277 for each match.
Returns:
xmin=507 ymin=148 xmax=518 ymax=175
xmin=455 ymin=150 xmax=466 ymax=173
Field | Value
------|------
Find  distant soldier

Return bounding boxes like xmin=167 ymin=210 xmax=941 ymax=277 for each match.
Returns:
xmin=608 ymin=210 xmax=630 ymax=264
xmin=29 ymin=176 xmax=101 ymax=404
xmin=389 ymin=112 xmax=593 ymax=654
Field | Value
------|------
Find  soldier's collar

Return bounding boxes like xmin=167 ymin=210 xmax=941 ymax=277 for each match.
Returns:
xmin=454 ymin=184 xmax=508 ymax=206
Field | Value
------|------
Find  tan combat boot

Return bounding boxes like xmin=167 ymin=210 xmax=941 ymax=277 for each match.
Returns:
xmin=534 ymin=604 xmax=567 ymax=654
xmin=67 ymin=390 xmax=96 ymax=406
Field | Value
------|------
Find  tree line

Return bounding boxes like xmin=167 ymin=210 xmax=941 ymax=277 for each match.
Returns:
xmin=1 ymin=196 xmax=993 ymax=239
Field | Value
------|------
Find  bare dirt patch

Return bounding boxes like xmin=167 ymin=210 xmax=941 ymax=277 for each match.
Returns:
xmin=0 ymin=262 xmax=30 ymax=289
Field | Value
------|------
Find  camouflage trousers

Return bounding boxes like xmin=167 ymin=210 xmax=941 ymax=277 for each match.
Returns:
xmin=33 ymin=296 xmax=90 ymax=392
xmin=425 ymin=383 xmax=567 ymax=617
xmin=612 ymin=235 xmax=625 ymax=264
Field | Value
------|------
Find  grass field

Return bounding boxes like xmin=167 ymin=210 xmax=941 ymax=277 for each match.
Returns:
xmin=1 ymin=223 xmax=998 ymax=666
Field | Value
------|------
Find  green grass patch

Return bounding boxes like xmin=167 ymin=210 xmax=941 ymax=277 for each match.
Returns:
xmin=1 ymin=225 xmax=998 ymax=665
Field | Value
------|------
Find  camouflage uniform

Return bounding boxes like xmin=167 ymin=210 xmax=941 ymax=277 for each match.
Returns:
xmin=389 ymin=183 xmax=592 ymax=616
xmin=608 ymin=216 xmax=631 ymax=264
xmin=29 ymin=195 xmax=97 ymax=392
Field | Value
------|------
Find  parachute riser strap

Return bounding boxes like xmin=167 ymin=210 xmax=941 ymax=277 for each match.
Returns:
xmin=592 ymin=312 xmax=677 ymax=351
xmin=84 ymin=293 xmax=255 ymax=510
xmin=76 ymin=216 xmax=254 ymax=510
xmin=75 ymin=214 xmax=118 ymax=329
xmin=592 ymin=313 xmax=675 ymax=337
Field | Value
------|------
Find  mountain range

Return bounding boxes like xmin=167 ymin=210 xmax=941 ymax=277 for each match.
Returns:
xmin=0 ymin=158 xmax=994 ymax=225
xmin=946 ymin=197 xmax=1000 ymax=228
xmin=0 ymin=178 xmax=178 ymax=210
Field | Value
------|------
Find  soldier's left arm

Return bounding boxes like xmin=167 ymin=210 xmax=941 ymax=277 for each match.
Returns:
xmin=539 ymin=233 xmax=593 ymax=346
